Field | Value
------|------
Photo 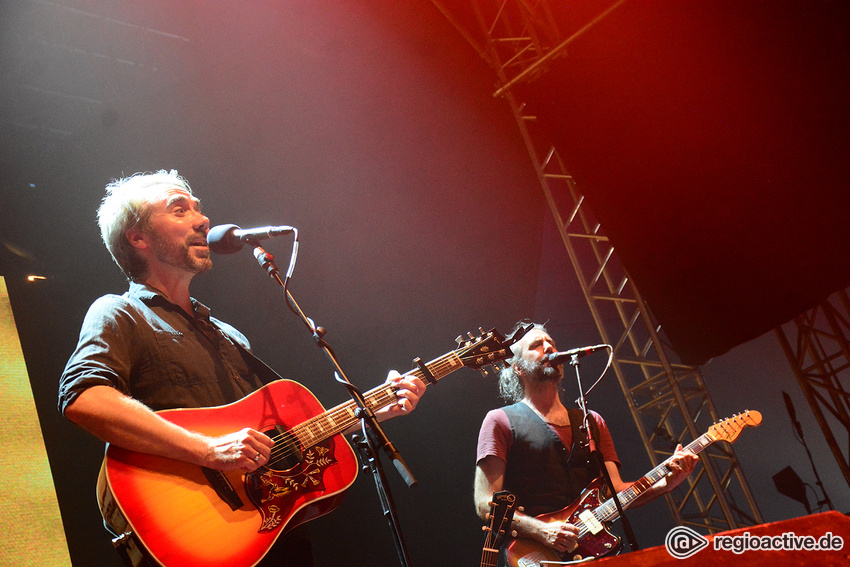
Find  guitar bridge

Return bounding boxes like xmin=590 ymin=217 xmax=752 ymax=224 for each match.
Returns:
xmin=201 ymin=467 xmax=244 ymax=510
xmin=245 ymin=437 xmax=339 ymax=533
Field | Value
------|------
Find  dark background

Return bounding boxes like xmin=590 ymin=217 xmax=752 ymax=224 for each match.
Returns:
xmin=2 ymin=1 xmax=848 ymax=565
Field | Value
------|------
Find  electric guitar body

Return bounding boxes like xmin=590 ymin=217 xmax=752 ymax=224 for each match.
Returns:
xmin=503 ymin=410 xmax=763 ymax=567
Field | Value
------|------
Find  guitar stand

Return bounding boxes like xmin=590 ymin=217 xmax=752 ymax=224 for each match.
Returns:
xmin=570 ymin=355 xmax=640 ymax=555
xmin=252 ymin=243 xmax=416 ymax=567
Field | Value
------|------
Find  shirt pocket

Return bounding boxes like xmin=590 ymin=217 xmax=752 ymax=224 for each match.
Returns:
xmin=151 ymin=326 xmax=213 ymax=388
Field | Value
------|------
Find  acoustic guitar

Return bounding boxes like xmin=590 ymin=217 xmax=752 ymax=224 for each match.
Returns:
xmin=480 ymin=491 xmax=519 ymax=567
xmin=98 ymin=325 xmax=530 ymax=567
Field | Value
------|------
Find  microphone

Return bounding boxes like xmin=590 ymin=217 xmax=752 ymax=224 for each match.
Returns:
xmin=544 ymin=345 xmax=609 ymax=365
xmin=207 ymin=224 xmax=295 ymax=254
xmin=782 ymin=390 xmax=797 ymax=422
xmin=782 ymin=390 xmax=804 ymax=438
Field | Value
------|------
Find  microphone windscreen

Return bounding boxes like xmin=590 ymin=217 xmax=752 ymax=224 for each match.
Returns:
xmin=207 ymin=224 xmax=242 ymax=254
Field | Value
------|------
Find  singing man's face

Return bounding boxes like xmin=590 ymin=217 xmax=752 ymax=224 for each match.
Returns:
xmin=514 ymin=328 xmax=563 ymax=383
xmin=140 ymin=186 xmax=212 ymax=276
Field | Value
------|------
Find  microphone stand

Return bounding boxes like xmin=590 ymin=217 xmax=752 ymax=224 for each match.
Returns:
xmin=571 ymin=354 xmax=640 ymax=554
xmin=352 ymin=426 xmax=412 ymax=567
xmin=783 ymin=391 xmax=834 ymax=511
xmin=251 ymin=243 xmax=415 ymax=567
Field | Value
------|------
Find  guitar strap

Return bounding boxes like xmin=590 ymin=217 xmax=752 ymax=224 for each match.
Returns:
xmin=207 ymin=318 xmax=288 ymax=386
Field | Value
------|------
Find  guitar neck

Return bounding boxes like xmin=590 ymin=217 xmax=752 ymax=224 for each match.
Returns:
xmin=290 ymin=351 xmax=465 ymax=448
xmin=480 ymin=548 xmax=499 ymax=567
xmin=593 ymin=433 xmax=714 ymax=523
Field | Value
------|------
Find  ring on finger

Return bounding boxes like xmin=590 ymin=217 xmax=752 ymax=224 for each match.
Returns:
xmin=253 ymin=453 xmax=261 ymax=462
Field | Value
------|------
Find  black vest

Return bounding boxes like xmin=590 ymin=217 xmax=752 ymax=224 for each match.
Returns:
xmin=502 ymin=403 xmax=601 ymax=517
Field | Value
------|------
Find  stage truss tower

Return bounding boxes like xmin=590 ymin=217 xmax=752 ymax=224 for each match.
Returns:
xmin=431 ymin=0 xmax=764 ymax=534
xmin=775 ymin=290 xmax=850 ymax=495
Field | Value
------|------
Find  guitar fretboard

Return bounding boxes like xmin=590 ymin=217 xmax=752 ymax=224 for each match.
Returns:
xmin=287 ymin=351 xmax=465 ymax=449
xmin=578 ymin=432 xmax=714 ymax=536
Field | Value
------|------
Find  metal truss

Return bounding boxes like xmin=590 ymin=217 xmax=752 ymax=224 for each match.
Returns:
xmin=432 ymin=0 xmax=763 ymax=532
xmin=775 ymin=289 xmax=850 ymax=492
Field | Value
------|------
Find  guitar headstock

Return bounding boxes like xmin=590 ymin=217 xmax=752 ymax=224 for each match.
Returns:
xmin=706 ymin=410 xmax=763 ymax=444
xmin=455 ymin=324 xmax=533 ymax=372
xmin=483 ymin=490 xmax=518 ymax=552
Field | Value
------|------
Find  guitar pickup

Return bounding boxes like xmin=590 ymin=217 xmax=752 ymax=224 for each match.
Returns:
xmin=202 ymin=467 xmax=244 ymax=511
xmin=578 ymin=509 xmax=604 ymax=535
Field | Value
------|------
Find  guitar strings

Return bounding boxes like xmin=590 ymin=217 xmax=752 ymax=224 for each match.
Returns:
xmin=581 ymin=432 xmax=714 ymax=533
xmin=572 ymin=414 xmax=754 ymax=541
xmin=260 ymin=356 xmax=459 ymax=467
xmin=263 ymin=385 xmax=396 ymax=464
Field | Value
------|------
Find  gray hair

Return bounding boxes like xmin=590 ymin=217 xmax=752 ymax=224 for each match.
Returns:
xmin=97 ymin=169 xmax=193 ymax=280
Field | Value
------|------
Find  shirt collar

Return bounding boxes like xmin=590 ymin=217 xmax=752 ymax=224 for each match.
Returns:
xmin=128 ymin=280 xmax=212 ymax=321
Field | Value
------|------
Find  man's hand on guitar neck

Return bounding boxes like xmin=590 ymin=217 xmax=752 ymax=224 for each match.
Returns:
xmin=371 ymin=370 xmax=427 ymax=421
xmin=656 ymin=444 xmax=699 ymax=493
xmin=614 ymin=444 xmax=699 ymax=508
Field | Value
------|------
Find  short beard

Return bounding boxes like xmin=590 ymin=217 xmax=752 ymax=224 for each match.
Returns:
xmin=516 ymin=357 xmax=562 ymax=383
xmin=149 ymin=230 xmax=212 ymax=275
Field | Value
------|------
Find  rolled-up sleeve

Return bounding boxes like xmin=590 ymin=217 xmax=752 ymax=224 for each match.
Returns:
xmin=58 ymin=295 xmax=136 ymax=415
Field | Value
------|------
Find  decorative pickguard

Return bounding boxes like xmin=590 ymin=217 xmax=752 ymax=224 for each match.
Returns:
xmin=244 ymin=437 xmax=338 ymax=533
xmin=569 ymin=485 xmax=620 ymax=560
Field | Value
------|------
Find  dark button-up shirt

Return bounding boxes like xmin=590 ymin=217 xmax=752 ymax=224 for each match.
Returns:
xmin=59 ymin=281 xmax=275 ymax=414
xmin=57 ymin=282 xmax=317 ymax=566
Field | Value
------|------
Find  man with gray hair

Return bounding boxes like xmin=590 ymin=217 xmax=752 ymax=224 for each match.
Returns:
xmin=59 ymin=170 xmax=425 ymax=566
xmin=473 ymin=321 xmax=697 ymax=564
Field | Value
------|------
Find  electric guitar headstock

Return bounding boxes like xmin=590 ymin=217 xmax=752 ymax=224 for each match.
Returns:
xmin=481 ymin=490 xmax=518 ymax=567
xmin=706 ymin=410 xmax=763 ymax=443
xmin=455 ymin=323 xmax=533 ymax=375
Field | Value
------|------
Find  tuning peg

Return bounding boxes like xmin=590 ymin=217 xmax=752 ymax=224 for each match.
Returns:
xmin=468 ymin=331 xmax=476 ymax=340
xmin=455 ymin=335 xmax=463 ymax=345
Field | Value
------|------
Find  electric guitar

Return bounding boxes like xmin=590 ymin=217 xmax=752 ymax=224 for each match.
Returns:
xmin=503 ymin=410 xmax=763 ymax=566
xmin=98 ymin=325 xmax=531 ymax=567
xmin=481 ymin=491 xmax=519 ymax=567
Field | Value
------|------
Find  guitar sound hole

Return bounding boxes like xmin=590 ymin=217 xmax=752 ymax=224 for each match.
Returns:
xmin=264 ymin=426 xmax=302 ymax=472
